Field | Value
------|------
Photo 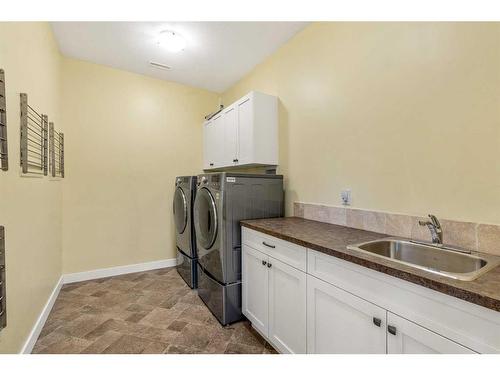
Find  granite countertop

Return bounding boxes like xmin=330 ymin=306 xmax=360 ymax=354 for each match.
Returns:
xmin=241 ymin=216 xmax=500 ymax=312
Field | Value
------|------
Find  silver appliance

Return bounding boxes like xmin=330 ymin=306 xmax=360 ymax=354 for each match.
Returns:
xmin=193 ymin=172 xmax=284 ymax=325
xmin=173 ymin=176 xmax=198 ymax=288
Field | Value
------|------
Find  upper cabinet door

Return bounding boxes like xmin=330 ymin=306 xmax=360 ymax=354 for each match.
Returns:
xmin=203 ymin=120 xmax=215 ymax=169
xmin=236 ymin=96 xmax=253 ymax=165
xmin=387 ymin=312 xmax=476 ymax=354
xmin=268 ymin=257 xmax=306 ymax=354
xmin=223 ymin=106 xmax=238 ymax=164
xmin=307 ymin=274 xmax=387 ymax=354
xmin=211 ymin=113 xmax=225 ymax=168
xmin=242 ymin=244 xmax=269 ymax=336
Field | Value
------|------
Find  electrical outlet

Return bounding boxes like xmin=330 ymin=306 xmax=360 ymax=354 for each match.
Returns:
xmin=341 ymin=189 xmax=352 ymax=206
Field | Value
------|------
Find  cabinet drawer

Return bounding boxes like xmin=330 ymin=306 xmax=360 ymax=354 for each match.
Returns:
xmin=242 ymin=228 xmax=307 ymax=272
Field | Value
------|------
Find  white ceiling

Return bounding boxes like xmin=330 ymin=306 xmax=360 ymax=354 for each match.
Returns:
xmin=51 ymin=22 xmax=308 ymax=93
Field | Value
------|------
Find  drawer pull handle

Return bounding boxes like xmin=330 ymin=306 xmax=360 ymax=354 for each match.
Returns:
xmin=262 ymin=241 xmax=275 ymax=249
xmin=267 ymin=263 xmax=272 ymax=268
xmin=262 ymin=260 xmax=267 ymax=266
xmin=373 ymin=317 xmax=381 ymax=327
xmin=388 ymin=325 xmax=397 ymax=335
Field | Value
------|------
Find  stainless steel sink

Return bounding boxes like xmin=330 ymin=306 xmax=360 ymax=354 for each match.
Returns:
xmin=347 ymin=238 xmax=500 ymax=281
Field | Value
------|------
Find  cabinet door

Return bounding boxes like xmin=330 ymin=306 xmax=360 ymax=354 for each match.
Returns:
xmin=203 ymin=120 xmax=215 ymax=169
xmin=307 ymin=275 xmax=386 ymax=353
xmin=223 ymin=106 xmax=238 ymax=165
xmin=268 ymin=257 xmax=306 ymax=353
xmin=211 ymin=114 xmax=225 ymax=167
xmin=242 ymin=244 xmax=269 ymax=336
xmin=387 ymin=312 xmax=476 ymax=354
xmin=236 ymin=96 xmax=253 ymax=165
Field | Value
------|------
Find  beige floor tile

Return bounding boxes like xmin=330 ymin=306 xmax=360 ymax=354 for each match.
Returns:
xmin=172 ymin=323 xmax=216 ymax=350
xmin=80 ymin=331 xmax=123 ymax=354
xmin=33 ymin=267 xmax=271 ymax=354
xmin=102 ymin=335 xmax=153 ymax=354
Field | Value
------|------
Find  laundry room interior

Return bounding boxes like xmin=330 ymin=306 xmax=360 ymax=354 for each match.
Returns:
xmin=1 ymin=3 xmax=500 ymax=363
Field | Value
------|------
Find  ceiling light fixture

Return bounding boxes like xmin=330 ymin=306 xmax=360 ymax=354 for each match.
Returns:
xmin=157 ymin=30 xmax=186 ymax=53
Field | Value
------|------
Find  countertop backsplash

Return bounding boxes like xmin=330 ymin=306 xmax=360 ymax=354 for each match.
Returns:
xmin=293 ymin=202 xmax=500 ymax=256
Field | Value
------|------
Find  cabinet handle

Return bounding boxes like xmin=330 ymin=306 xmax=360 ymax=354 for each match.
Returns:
xmin=209 ymin=163 xmax=214 ymax=166
xmin=233 ymin=159 xmax=238 ymax=163
xmin=388 ymin=325 xmax=397 ymax=335
xmin=373 ymin=317 xmax=382 ymax=327
xmin=267 ymin=263 xmax=272 ymax=268
xmin=262 ymin=260 xmax=267 ymax=266
xmin=262 ymin=241 xmax=275 ymax=249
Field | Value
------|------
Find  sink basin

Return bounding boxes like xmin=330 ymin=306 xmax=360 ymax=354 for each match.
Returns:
xmin=347 ymin=238 xmax=500 ymax=281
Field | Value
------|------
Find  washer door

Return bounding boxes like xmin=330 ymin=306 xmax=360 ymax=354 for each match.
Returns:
xmin=194 ymin=187 xmax=218 ymax=250
xmin=173 ymin=187 xmax=188 ymax=234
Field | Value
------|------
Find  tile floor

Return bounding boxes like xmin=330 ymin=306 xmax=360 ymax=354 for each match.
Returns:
xmin=32 ymin=267 xmax=276 ymax=354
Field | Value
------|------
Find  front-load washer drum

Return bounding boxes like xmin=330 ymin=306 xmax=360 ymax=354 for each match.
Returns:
xmin=194 ymin=187 xmax=218 ymax=250
xmin=173 ymin=187 xmax=188 ymax=234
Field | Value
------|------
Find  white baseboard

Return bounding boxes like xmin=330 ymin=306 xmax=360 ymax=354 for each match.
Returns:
xmin=20 ymin=257 xmax=177 ymax=353
xmin=21 ymin=276 xmax=64 ymax=354
xmin=62 ymin=258 xmax=177 ymax=284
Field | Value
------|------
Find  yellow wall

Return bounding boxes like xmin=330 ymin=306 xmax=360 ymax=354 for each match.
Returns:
xmin=1 ymin=20 xmax=499 ymax=353
xmin=222 ymin=22 xmax=500 ymax=225
xmin=60 ymin=58 xmax=218 ymax=273
xmin=0 ymin=23 xmax=63 ymax=353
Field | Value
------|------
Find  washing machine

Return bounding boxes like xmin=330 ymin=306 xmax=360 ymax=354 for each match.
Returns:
xmin=173 ymin=175 xmax=198 ymax=288
xmin=193 ymin=172 xmax=284 ymax=325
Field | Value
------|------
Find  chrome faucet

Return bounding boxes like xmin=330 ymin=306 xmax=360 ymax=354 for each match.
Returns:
xmin=419 ymin=214 xmax=443 ymax=245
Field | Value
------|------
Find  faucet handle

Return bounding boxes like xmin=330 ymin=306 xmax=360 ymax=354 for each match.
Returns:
xmin=418 ymin=214 xmax=441 ymax=229
xmin=428 ymin=214 xmax=441 ymax=229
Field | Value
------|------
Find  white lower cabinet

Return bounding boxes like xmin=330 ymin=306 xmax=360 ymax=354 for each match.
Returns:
xmin=268 ymin=256 xmax=307 ymax=353
xmin=242 ymin=228 xmax=496 ymax=354
xmin=386 ymin=312 xmax=475 ymax=354
xmin=306 ymin=274 xmax=476 ymax=354
xmin=242 ymin=245 xmax=269 ymax=335
xmin=242 ymin=243 xmax=306 ymax=353
xmin=307 ymin=275 xmax=386 ymax=353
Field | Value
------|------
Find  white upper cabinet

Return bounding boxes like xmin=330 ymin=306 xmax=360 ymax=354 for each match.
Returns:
xmin=212 ymin=113 xmax=225 ymax=167
xmin=223 ymin=106 xmax=238 ymax=164
xmin=203 ymin=91 xmax=278 ymax=170
xmin=235 ymin=96 xmax=253 ymax=165
xmin=203 ymin=113 xmax=225 ymax=169
xmin=203 ymin=119 xmax=215 ymax=170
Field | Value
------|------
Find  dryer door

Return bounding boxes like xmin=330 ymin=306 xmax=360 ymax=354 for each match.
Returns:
xmin=173 ymin=187 xmax=188 ymax=234
xmin=194 ymin=187 xmax=218 ymax=250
